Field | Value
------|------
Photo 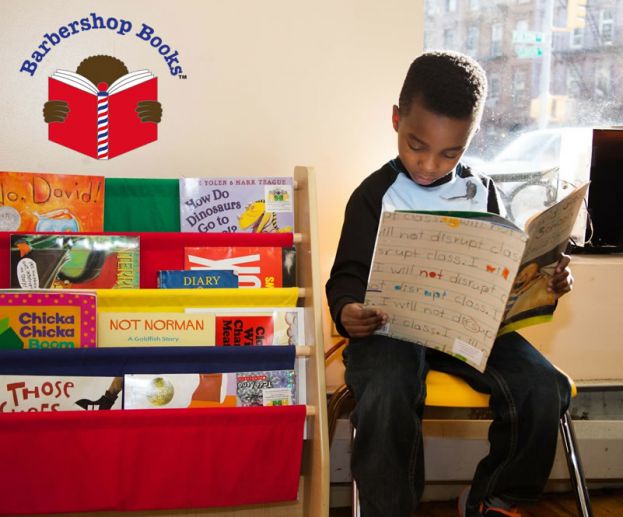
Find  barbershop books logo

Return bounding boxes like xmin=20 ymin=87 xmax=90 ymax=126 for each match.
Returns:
xmin=19 ymin=13 xmax=183 ymax=160
xmin=45 ymin=56 xmax=161 ymax=159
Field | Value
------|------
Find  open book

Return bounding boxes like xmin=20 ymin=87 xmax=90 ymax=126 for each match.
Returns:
xmin=364 ymin=182 xmax=589 ymax=372
xmin=48 ymin=69 xmax=157 ymax=159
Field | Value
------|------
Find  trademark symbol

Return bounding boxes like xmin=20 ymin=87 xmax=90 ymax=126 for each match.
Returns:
xmin=178 ymin=74 xmax=187 ymax=79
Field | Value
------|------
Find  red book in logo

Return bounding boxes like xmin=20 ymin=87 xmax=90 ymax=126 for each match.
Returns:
xmin=48 ymin=69 xmax=158 ymax=159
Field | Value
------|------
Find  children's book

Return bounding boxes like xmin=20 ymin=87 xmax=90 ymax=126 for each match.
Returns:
xmin=123 ymin=369 xmax=298 ymax=409
xmin=236 ymin=370 xmax=296 ymax=407
xmin=364 ymin=182 xmax=590 ymax=372
xmin=10 ymin=234 xmax=139 ymax=289
xmin=98 ymin=307 xmax=304 ymax=347
xmin=0 ymin=171 xmax=104 ymax=232
xmin=0 ymin=291 xmax=97 ymax=349
xmin=157 ymin=269 xmax=239 ymax=288
xmin=0 ymin=375 xmax=121 ymax=412
xmin=0 ymin=375 xmax=121 ymax=413
xmin=179 ymin=177 xmax=295 ymax=233
xmin=186 ymin=307 xmax=305 ymax=346
xmin=184 ymin=246 xmax=296 ymax=288
xmin=48 ymin=69 xmax=157 ymax=159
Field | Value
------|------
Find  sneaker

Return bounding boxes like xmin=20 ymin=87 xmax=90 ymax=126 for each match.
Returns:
xmin=480 ymin=501 xmax=522 ymax=517
xmin=458 ymin=488 xmax=522 ymax=517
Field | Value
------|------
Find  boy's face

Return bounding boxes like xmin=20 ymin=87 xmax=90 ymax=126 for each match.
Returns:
xmin=392 ymin=99 xmax=478 ymax=185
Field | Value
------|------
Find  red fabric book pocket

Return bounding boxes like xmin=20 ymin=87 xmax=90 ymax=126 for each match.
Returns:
xmin=0 ymin=405 xmax=305 ymax=514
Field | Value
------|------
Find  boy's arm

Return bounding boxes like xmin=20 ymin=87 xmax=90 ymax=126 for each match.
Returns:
xmin=326 ymin=186 xmax=383 ymax=337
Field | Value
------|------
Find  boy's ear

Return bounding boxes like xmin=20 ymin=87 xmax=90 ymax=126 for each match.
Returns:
xmin=392 ymin=105 xmax=400 ymax=132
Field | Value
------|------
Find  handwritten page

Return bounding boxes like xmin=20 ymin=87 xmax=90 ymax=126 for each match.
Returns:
xmin=365 ymin=212 xmax=527 ymax=371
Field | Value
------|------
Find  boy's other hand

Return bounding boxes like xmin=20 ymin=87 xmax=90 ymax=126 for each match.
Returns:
xmin=136 ymin=100 xmax=162 ymax=123
xmin=340 ymin=302 xmax=388 ymax=338
xmin=43 ymin=100 xmax=69 ymax=123
xmin=548 ymin=253 xmax=573 ymax=297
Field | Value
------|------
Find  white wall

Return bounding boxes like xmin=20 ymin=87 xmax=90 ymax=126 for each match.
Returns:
xmin=0 ymin=0 xmax=424 ymax=389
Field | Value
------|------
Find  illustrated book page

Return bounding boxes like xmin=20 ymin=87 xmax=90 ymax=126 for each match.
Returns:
xmin=499 ymin=181 xmax=589 ymax=332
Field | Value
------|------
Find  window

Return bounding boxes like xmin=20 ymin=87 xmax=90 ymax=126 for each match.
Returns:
xmin=491 ymin=23 xmax=503 ymax=57
xmin=513 ymin=69 xmax=526 ymax=97
xmin=447 ymin=0 xmax=457 ymax=13
xmin=570 ymin=27 xmax=584 ymax=48
xmin=444 ymin=28 xmax=455 ymax=49
xmin=466 ymin=26 xmax=479 ymax=54
xmin=600 ymin=9 xmax=614 ymax=44
xmin=489 ymin=73 xmax=501 ymax=101
xmin=515 ymin=19 xmax=529 ymax=34
xmin=567 ymin=71 xmax=581 ymax=97
xmin=424 ymin=0 xmax=623 ymax=226
xmin=423 ymin=0 xmax=623 ymax=154
xmin=595 ymin=64 xmax=611 ymax=98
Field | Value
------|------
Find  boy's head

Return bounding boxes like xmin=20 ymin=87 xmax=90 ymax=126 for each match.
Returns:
xmin=392 ymin=51 xmax=488 ymax=185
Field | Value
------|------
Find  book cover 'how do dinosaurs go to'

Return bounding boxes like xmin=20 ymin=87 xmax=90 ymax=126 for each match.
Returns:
xmin=179 ymin=177 xmax=294 ymax=233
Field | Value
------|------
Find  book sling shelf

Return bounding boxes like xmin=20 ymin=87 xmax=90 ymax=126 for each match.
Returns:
xmin=0 ymin=167 xmax=330 ymax=517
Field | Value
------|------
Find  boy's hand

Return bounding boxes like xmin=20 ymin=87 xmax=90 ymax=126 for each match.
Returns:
xmin=547 ymin=254 xmax=573 ymax=298
xmin=340 ymin=302 xmax=388 ymax=338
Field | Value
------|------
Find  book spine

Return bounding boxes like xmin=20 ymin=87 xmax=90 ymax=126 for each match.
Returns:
xmin=158 ymin=270 xmax=239 ymax=288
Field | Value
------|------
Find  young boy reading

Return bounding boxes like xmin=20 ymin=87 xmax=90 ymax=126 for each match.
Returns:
xmin=326 ymin=51 xmax=574 ymax=517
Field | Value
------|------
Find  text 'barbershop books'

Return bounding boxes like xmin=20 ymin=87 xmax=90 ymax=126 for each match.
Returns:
xmin=48 ymin=69 xmax=157 ymax=159
xmin=0 ymin=171 xmax=104 ymax=232
xmin=0 ymin=375 xmax=121 ymax=412
xmin=157 ymin=269 xmax=239 ymax=288
xmin=10 ymin=234 xmax=139 ymax=289
xmin=184 ymin=246 xmax=296 ymax=288
xmin=364 ymin=182 xmax=589 ymax=373
xmin=0 ymin=291 xmax=97 ymax=350
xmin=123 ymin=369 xmax=297 ymax=409
xmin=98 ymin=307 xmax=304 ymax=347
xmin=179 ymin=177 xmax=294 ymax=233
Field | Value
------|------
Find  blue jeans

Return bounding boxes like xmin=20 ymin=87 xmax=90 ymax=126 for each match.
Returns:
xmin=344 ymin=332 xmax=571 ymax=517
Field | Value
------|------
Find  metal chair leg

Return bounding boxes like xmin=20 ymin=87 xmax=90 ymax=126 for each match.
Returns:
xmin=352 ymin=479 xmax=360 ymax=517
xmin=559 ymin=410 xmax=593 ymax=517
xmin=351 ymin=426 xmax=360 ymax=517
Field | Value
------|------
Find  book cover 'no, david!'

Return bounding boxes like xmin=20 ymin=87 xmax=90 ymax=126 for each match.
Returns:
xmin=0 ymin=171 xmax=104 ymax=232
